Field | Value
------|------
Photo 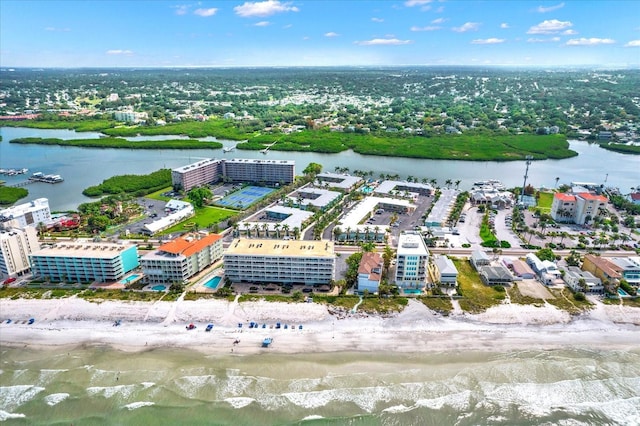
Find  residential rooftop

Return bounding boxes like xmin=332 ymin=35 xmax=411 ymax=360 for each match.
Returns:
xmin=226 ymin=238 xmax=335 ymax=257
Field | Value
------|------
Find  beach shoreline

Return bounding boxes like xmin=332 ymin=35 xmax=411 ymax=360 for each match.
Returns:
xmin=1 ymin=297 xmax=639 ymax=356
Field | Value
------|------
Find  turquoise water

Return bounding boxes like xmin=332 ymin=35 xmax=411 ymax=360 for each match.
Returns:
xmin=1 ymin=347 xmax=638 ymax=425
xmin=403 ymin=289 xmax=423 ymax=294
xmin=120 ymin=274 xmax=140 ymax=284
xmin=204 ymin=276 xmax=222 ymax=290
xmin=151 ymin=285 xmax=166 ymax=291
xmin=618 ymin=288 xmax=630 ymax=297
xmin=361 ymin=186 xmax=374 ymax=194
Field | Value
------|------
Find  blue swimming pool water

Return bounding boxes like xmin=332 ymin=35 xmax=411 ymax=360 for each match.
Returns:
xmin=618 ymin=288 xmax=629 ymax=297
xmin=403 ymin=289 xmax=423 ymax=294
xmin=120 ymin=274 xmax=140 ymax=284
xmin=361 ymin=186 xmax=374 ymax=194
xmin=204 ymin=276 xmax=222 ymax=290
xmin=152 ymin=285 xmax=166 ymax=291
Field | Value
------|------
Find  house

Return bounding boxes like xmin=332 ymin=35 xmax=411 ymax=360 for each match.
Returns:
xmin=563 ymin=267 xmax=604 ymax=294
xmin=582 ymin=254 xmax=621 ymax=287
xmin=598 ymin=131 xmax=612 ymax=140
xmin=357 ymin=252 xmax=383 ymax=293
xmin=510 ymin=259 xmax=536 ymax=279
xmin=431 ymin=255 xmax=458 ymax=287
xmin=630 ymin=192 xmax=640 ymax=206
xmin=479 ymin=265 xmax=513 ymax=286
xmin=470 ymin=250 xmax=491 ymax=270
xmin=608 ymin=257 xmax=640 ymax=288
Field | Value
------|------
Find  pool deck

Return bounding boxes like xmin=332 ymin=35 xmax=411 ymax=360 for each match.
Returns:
xmin=192 ymin=270 xmax=225 ymax=294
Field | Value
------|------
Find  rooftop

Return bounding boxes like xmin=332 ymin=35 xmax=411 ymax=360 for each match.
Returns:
xmin=226 ymin=238 xmax=335 ymax=258
xmin=31 ymin=242 xmax=135 ymax=258
xmin=158 ymin=233 xmax=222 ymax=257
xmin=397 ymin=232 xmax=429 ymax=256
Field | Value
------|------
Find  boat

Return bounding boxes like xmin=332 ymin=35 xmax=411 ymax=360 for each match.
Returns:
xmin=222 ymin=146 xmax=235 ymax=153
xmin=262 ymin=337 xmax=273 ymax=348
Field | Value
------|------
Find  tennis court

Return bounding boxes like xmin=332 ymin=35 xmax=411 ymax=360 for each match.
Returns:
xmin=216 ymin=186 xmax=275 ymax=209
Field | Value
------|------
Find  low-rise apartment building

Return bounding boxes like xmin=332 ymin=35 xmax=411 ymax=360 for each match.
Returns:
xmin=224 ymin=238 xmax=335 ymax=286
xmin=141 ymin=233 xmax=223 ymax=285
xmin=550 ymin=192 xmax=608 ymax=225
xmin=29 ymin=242 xmax=139 ymax=283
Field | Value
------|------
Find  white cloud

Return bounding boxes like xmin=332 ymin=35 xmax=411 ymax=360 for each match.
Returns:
xmin=537 ymin=2 xmax=565 ymax=13
xmin=500 ymin=23 xmax=509 ymax=29
xmin=563 ymin=29 xmax=578 ymax=35
xmin=372 ymin=17 xmax=384 ymax=23
xmin=324 ymin=32 xmax=339 ymax=37
xmin=44 ymin=27 xmax=70 ymax=32
xmin=283 ymin=24 xmax=293 ymax=29
xmin=106 ymin=49 xmax=133 ymax=55
xmin=566 ymin=37 xmax=615 ymax=46
xmin=254 ymin=21 xmax=270 ymax=26
xmin=431 ymin=18 xmax=446 ymax=24
xmin=234 ymin=1 xmax=299 ymax=17
xmin=404 ymin=0 xmax=432 ymax=6
xmin=410 ymin=25 xmax=441 ymax=32
xmin=471 ymin=38 xmax=505 ymax=44
xmin=625 ymin=40 xmax=640 ymax=47
xmin=527 ymin=37 xmax=561 ymax=43
xmin=194 ymin=8 xmax=218 ymax=17
xmin=527 ymin=19 xmax=572 ymax=34
xmin=173 ymin=4 xmax=189 ymax=15
xmin=452 ymin=22 xmax=480 ymax=33
xmin=355 ymin=38 xmax=413 ymax=46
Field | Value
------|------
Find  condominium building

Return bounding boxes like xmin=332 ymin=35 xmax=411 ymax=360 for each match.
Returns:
xmin=171 ymin=158 xmax=295 ymax=192
xmin=171 ymin=158 xmax=224 ymax=192
xmin=551 ymin=192 xmax=608 ymax=225
xmin=224 ymin=238 xmax=335 ymax=285
xmin=223 ymin=159 xmax=295 ymax=185
xmin=395 ymin=232 xmax=429 ymax=288
xmin=29 ymin=242 xmax=139 ymax=283
xmin=140 ymin=233 xmax=223 ymax=285
xmin=0 ymin=198 xmax=52 ymax=228
xmin=0 ymin=225 xmax=40 ymax=279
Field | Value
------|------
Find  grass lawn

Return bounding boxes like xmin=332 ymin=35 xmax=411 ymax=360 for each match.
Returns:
xmin=146 ymin=186 xmax=173 ymax=202
xmin=536 ymin=191 xmax=554 ymax=213
xmin=159 ymin=206 xmax=236 ymax=235
xmin=418 ymin=297 xmax=453 ymax=315
xmin=452 ymin=259 xmax=505 ymax=313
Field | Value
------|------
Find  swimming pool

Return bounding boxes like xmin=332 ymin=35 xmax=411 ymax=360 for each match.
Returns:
xmin=120 ymin=274 xmax=140 ymax=284
xmin=403 ymin=289 xmax=423 ymax=295
xmin=618 ymin=288 xmax=629 ymax=297
xmin=151 ymin=285 xmax=166 ymax=291
xmin=361 ymin=186 xmax=374 ymax=194
xmin=204 ymin=276 xmax=222 ymax=290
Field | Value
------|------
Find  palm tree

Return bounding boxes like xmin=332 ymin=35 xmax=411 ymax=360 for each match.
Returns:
xmin=292 ymin=227 xmax=300 ymax=240
xmin=253 ymin=224 xmax=261 ymax=238
xmin=261 ymin=223 xmax=269 ymax=238
xmin=345 ymin=226 xmax=352 ymax=242
xmin=455 ymin=179 xmax=461 ymax=189
xmin=430 ymin=178 xmax=437 ymax=187
xmin=374 ymin=225 xmax=380 ymax=241
xmin=243 ymin=223 xmax=251 ymax=237
xmin=333 ymin=226 xmax=342 ymax=241
xmin=445 ymin=179 xmax=453 ymax=189
xmin=282 ymin=223 xmax=290 ymax=236
xmin=364 ymin=226 xmax=371 ymax=241
xmin=555 ymin=177 xmax=560 ymax=188
xmin=274 ymin=223 xmax=281 ymax=239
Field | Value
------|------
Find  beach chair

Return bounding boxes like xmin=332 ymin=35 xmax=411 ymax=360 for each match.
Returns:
xmin=205 ymin=324 xmax=213 ymax=332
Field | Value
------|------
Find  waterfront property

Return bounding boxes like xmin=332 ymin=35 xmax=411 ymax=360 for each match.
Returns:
xmin=357 ymin=252 xmax=383 ymax=293
xmin=563 ymin=267 xmax=604 ymax=294
xmin=479 ymin=264 xmax=513 ymax=286
xmin=0 ymin=224 xmax=40 ymax=279
xmin=171 ymin=158 xmax=295 ymax=192
xmin=140 ymin=233 xmax=223 ymax=285
xmin=581 ymin=254 xmax=622 ymax=286
xmin=470 ymin=250 xmax=491 ymax=270
xmin=29 ymin=242 xmax=139 ymax=283
xmin=374 ymin=180 xmax=433 ymax=197
xmin=223 ymin=238 xmax=335 ymax=286
xmin=0 ymin=197 xmax=52 ymax=228
xmin=289 ymin=187 xmax=342 ymax=212
xmin=469 ymin=181 xmax=513 ymax=209
xmin=429 ymin=254 xmax=458 ymax=288
xmin=394 ymin=232 xmax=429 ymax=289
xmin=336 ymin=196 xmax=414 ymax=242
xmin=550 ymin=192 xmax=608 ymax=225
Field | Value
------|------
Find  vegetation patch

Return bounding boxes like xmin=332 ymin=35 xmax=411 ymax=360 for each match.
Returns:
xmin=159 ymin=206 xmax=236 ymax=234
xmin=597 ymin=142 xmax=640 ymax=155
xmin=78 ymin=289 xmax=166 ymax=302
xmin=0 ymin=186 xmax=28 ymax=206
xmin=145 ymin=186 xmax=174 ymax=202
xmin=507 ymin=284 xmax=545 ymax=306
xmin=10 ymin=137 xmax=222 ymax=150
xmin=82 ymin=169 xmax=171 ymax=197
xmin=536 ymin=191 xmax=554 ymax=213
xmin=546 ymin=288 xmax=593 ymax=314
xmin=453 ymin=258 xmax=504 ymax=314
xmin=418 ymin=297 xmax=453 ymax=314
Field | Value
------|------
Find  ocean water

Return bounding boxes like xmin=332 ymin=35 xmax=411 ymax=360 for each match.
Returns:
xmin=0 ymin=347 xmax=639 ymax=425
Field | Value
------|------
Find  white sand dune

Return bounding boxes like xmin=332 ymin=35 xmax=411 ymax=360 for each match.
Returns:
xmin=1 ymin=297 xmax=638 ymax=355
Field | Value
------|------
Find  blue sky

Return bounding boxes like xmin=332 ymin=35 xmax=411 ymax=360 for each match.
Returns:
xmin=1 ymin=0 xmax=639 ymax=67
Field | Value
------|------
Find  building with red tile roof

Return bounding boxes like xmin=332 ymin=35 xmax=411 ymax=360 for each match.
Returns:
xmin=550 ymin=191 xmax=607 ymax=225
xmin=357 ymin=252 xmax=383 ymax=293
xmin=140 ymin=233 xmax=223 ymax=284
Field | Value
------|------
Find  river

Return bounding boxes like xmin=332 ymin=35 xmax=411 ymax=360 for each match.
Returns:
xmin=1 ymin=127 xmax=638 ymax=211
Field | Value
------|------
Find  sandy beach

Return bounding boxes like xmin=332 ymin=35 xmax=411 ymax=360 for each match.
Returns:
xmin=1 ymin=296 xmax=639 ymax=355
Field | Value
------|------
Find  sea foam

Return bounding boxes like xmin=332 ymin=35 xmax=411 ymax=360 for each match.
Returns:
xmin=124 ymin=401 xmax=155 ymax=410
xmin=224 ymin=397 xmax=255 ymax=409
xmin=0 ymin=385 xmax=45 ymax=412
xmin=0 ymin=410 xmax=26 ymax=421
xmin=44 ymin=393 xmax=70 ymax=406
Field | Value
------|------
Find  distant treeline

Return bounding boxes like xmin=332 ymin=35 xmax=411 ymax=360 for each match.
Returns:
xmin=597 ymin=142 xmax=640 ymax=155
xmin=82 ymin=169 xmax=171 ymax=197
xmin=10 ymin=137 xmax=223 ymax=150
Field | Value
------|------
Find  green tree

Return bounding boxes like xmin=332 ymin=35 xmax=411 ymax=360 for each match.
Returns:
xmin=87 ymin=215 xmax=111 ymax=232
xmin=303 ymin=162 xmax=323 ymax=176
xmin=188 ymin=187 xmax=213 ymax=209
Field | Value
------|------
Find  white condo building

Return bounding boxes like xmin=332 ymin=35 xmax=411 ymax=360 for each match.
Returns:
xmin=224 ymin=238 xmax=335 ymax=285
xmin=0 ymin=225 xmax=40 ymax=279
xmin=0 ymin=198 xmax=52 ymax=228
xmin=395 ymin=232 xmax=429 ymax=288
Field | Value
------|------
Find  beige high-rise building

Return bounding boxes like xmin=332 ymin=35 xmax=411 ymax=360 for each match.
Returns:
xmin=0 ymin=225 xmax=40 ymax=279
